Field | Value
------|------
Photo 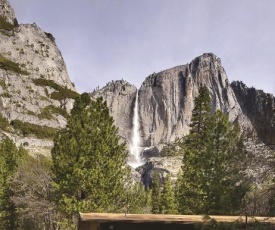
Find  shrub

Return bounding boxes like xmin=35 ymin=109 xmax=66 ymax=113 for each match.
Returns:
xmin=10 ymin=119 xmax=58 ymax=139
xmin=0 ymin=54 xmax=29 ymax=75
xmin=32 ymin=78 xmax=78 ymax=100
xmin=38 ymin=105 xmax=68 ymax=120
xmin=0 ymin=92 xmax=12 ymax=98
xmin=0 ymin=113 xmax=10 ymax=131
xmin=0 ymin=79 xmax=7 ymax=89
xmin=0 ymin=15 xmax=14 ymax=31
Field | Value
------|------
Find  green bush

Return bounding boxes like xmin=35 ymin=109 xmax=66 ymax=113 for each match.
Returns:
xmin=38 ymin=105 xmax=68 ymax=120
xmin=0 ymin=79 xmax=7 ymax=89
xmin=0 ymin=54 xmax=29 ymax=75
xmin=32 ymin=78 xmax=78 ymax=100
xmin=10 ymin=119 xmax=58 ymax=139
xmin=0 ymin=15 xmax=14 ymax=31
xmin=0 ymin=113 xmax=10 ymax=131
xmin=0 ymin=92 xmax=12 ymax=98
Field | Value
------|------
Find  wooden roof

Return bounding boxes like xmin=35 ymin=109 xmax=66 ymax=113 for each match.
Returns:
xmin=79 ymin=213 xmax=275 ymax=224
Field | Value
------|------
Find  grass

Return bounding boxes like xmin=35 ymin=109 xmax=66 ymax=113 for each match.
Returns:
xmin=0 ymin=54 xmax=29 ymax=75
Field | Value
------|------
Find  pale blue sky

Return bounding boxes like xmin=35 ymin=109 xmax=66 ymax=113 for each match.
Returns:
xmin=8 ymin=0 xmax=275 ymax=94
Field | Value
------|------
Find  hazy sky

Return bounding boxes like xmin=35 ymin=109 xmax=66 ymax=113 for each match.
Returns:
xmin=8 ymin=0 xmax=275 ymax=94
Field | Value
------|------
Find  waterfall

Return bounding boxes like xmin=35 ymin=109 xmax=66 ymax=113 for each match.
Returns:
xmin=128 ymin=90 xmax=143 ymax=168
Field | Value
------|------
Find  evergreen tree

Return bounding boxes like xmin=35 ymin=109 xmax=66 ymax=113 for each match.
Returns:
xmin=51 ymin=93 xmax=129 ymax=228
xmin=160 ymin=175 xmax=177 ymax=214
xmin=178 ymin=86 xmax=248 ymax=215
xmin=151 ymin=173 xmax=161 ymax=214
xmin=126 ymin=183 xmax=151 ymax=214
xmin=178 ymin=86 xmax=212 ymax=214
xmin=203 ymin=110 xmax=248 ymax=214
xmin=0 ymin=138 xmax=25 ymax=230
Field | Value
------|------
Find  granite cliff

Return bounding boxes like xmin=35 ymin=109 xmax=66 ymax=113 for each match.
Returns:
xmin=92 ymin=53 xmax=275 ymax=184
xmin=1 ymin=0 xmax=275 ymax=184
xmin=93 ymin=53 xmax=268 ymax=155
xmin=231 ymin=81 xmax=275 ymax=145
xmin=0 ymin=0 xmax=77 ymax=155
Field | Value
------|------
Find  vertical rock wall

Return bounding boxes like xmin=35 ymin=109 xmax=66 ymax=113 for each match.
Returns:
xmin=91 ymin=80 xmax=137 ymax=145
xmin=232 ymin=81 xmax=275 ymax=145
xmin=138 ymin=53 xmax=249 ymax=151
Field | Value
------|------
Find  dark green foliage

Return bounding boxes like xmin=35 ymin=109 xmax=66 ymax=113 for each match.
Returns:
xmin=177 ymin=86 xmax=212 ymax=214
xmin=151 ymin=173 xmax=161 ymax=214
xmin=194 ymin=216 xmax=270 ymax=230
xmin=70 ymin=92 xmax=91 ymax=116
xmin=0 ymin=92 xmax=12 ymax=98
xmin=126 ymin=183 xmax=151 ymax=214
xmin=38 ymin=105 xmax=68 ymax=120
xmin=0 ymin=79 xmax=7 ymax=89
xmin=0 ymin=113 xmax=10 ymax=131
xmin=10 ymin=119 xmax=57 ymax=139
xmin=161 ymin=141 xmax=181 ymax=157
xmin=32 ymin=78 xmax=78 ymax=101
xmin=52 ymin=94 xmax=129 ymax=227
xmin=0 ymin=55 xmax=29 ymax=75
xmin=190 ymin=85 xmax=211 ymax=135
xmin=0 ymin=138 xmax=26 ymax=230
xmin=160 ymin=175 xmax=177 ymax=214
xmin=178 ymin=86 xmax=248 ymax=215
xmin=0 ymin=15 xmax=14 ymax=31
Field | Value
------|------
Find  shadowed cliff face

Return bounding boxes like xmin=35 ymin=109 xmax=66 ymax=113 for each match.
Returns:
xmin=231 ymin=81 xmax=275 ymax=145
xmin=138 ymin=53 xmax=249 ymax=149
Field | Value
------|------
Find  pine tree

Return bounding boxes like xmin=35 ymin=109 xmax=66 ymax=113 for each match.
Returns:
xmin=0 ymin=138 xmax=25 ymax=230
xmin=178 ymin=86 xmax=212 ymax=214
xmin=178 ymin=86 xmax=248 ymax=215
xmin=51 ymin=93 xmax=129 ymax=227
xmin=126 ymin=183 xmax=151 ymax=214
xmin=203 ymin=110 xmax=248 ymax=214
xmin=160 ymin=175 xmax=177 ymax=214
xmin=151 ymin=173 xmax=161 ymax=214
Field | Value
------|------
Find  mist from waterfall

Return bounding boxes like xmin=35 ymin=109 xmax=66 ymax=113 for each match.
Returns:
xmin=128 ymin=90 xmax=143 ymax=168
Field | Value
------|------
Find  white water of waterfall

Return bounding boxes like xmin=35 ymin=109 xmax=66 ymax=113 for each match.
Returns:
xmin=128 ymin=91 xmax=143 ymax=168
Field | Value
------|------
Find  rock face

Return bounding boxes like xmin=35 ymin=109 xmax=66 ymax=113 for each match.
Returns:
xmin=136 ymin=156 xmax=183 ymax=187
xmin=138 ymin=53 xmax=251 ymax=150
xmin=0 ymin=0 xmax=15 ymax=25
xmin=91 ymin=80 xmax=137 ymax=144
xmin=92 ymin=54 xmax=275 ymax=184
xmin=231 ymin=81 xmax=275 ymax=145
xmin=93 ymin=53 xmax=275 ymax=158
xmin=0 ymin=0 xmax=77 ymax=154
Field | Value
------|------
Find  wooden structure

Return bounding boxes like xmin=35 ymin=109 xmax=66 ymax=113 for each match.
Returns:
xmin=78 ymin=213 xmax=275 ymax=230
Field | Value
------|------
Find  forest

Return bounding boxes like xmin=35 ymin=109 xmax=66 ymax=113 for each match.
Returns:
xmin=1 ymin=88 xmax=275 ymax=230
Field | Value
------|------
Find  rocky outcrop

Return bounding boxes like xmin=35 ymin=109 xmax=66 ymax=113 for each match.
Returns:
xmin=136 ymin=156 xmax=183 ymax=187
xmin=0 ymin=0 xmax=77 ymax=154
xmin=138 ymin=53 xmax=252 ymax=152
xmin=231 ymin=81 xmax=275 ymax=145
xmin=91 ymin=80 xmax=137 ymax=144
xmin=91 ymin=53 xmax=275 ymax=163
xmin=0 ymin=0 xmax=15 ymax=25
